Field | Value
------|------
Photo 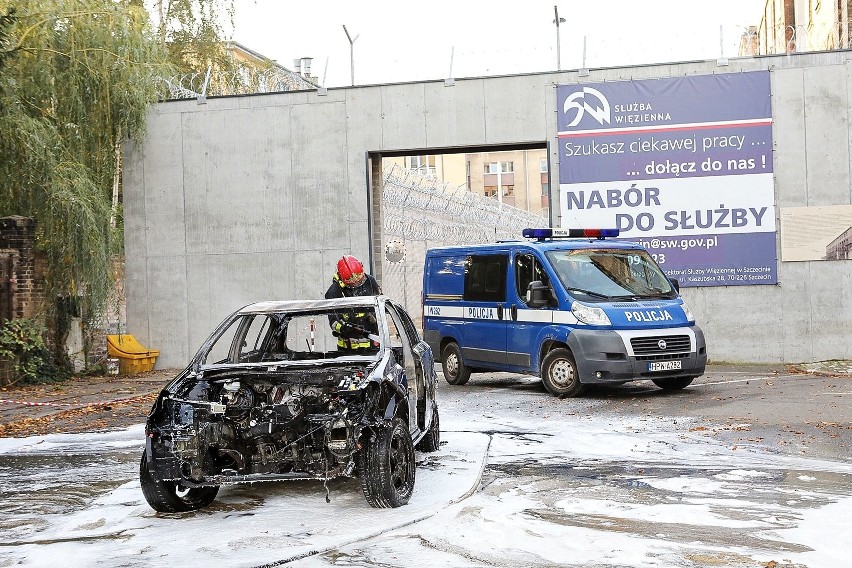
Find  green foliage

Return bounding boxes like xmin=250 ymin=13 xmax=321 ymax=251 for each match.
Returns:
xmin=0 ymin=318 xmax=70 ymax=385
xmin=152 ymin=0 xmax=235 ymax=78
xmin=0 ymin=0 xmax=168 ymax=323
xmin=0 ymin=0 xmax=235 ymax=340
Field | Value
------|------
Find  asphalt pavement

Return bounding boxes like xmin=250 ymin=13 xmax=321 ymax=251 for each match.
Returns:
xmin=1 ymin=362 xmax=851 ymax=567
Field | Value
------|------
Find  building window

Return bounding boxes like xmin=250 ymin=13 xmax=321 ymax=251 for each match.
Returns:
xmin=539 ymin=158 xmax=548 ymax=173
xmin=408 ymin=155 xmax=436 ymax=175
xmin=484 ymin=161 xmax=513 ymax=174
xmin=484 ymin=185 xmax=514 ymax=197
xmin=541 ymin=182 xmax=549 ymax=196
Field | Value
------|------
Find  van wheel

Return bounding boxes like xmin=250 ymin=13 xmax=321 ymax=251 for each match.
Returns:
xmin=651 ymin=377 xmax=694 ymax=390
xmin=441 ymin=342 xmax=470 ymax=386
xmin=541 ymin=349 xmax=585 ymax=397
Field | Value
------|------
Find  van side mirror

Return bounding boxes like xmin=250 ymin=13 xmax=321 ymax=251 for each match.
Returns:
xmin=669 ymin=278 xmax=680 ymax=292
xmin=526 ymin=280 xmax=551 ymax=308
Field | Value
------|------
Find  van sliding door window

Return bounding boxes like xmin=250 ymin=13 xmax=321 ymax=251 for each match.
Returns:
xmin=515 ymin=254 xmax=550 ymax=304
xmin=464 ymin=254 xmax=508 ymax=302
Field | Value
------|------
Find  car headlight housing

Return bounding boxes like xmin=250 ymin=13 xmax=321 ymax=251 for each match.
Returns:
xmin=680 ymin=301 xmax=695 ymax=322
xmin=571 ymin=301 xmax=611 ymax=326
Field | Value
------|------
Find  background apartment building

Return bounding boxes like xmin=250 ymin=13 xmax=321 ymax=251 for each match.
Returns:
xmin=383 ymin=149 xmax=550 ymax=219
xmin=746 ymin=0 xmax=851 ymax=54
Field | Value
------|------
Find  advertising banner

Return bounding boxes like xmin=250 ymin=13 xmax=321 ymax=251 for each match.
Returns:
xmin=557 ymin=72 xmax=776 ymax=286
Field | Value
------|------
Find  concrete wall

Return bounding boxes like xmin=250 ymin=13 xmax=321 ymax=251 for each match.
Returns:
xmin=124 ymin=50 xmax=852 ymax=368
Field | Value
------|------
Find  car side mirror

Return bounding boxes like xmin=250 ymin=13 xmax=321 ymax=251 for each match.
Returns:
xmin=526 ymin=280 xmax=551 ymax=308
xmin=669 ymin=278 xmax=680 ymax=292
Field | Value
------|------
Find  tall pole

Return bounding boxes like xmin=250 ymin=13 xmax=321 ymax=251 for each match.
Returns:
xmin=343 ymin=25 xmax=359 ymax=86
xmin=553 ymin=6 xmax=566 ymax=71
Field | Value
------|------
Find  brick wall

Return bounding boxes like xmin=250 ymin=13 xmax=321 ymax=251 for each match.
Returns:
xmin=0 ymin=216 xmax=44 ymax=321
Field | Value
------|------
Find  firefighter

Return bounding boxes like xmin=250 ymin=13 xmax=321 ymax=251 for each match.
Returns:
xmin=325 ymin=255 xmax=382 ymax=352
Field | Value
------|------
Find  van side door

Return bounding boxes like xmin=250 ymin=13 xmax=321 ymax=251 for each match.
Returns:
xmin=462 ymin=253 xmax=509 ymax=367
xmin=506 ymin=252 xmax=554 ymax=371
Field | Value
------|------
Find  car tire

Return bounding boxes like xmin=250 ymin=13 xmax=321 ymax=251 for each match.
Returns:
xmin=541 ymin=348 xmax=585 ymax=398
xmin=139 ymin=449 xmax=219 ymax=513
xmin=359 ymin=417 xmax=416 ymax=508
xmin=415 ymin=404 xmax=440 ymax=452
xmin=441 ymin=342 xmax=471 ymax=386
xmin=651 ymin=377 xmax=694 ymax=390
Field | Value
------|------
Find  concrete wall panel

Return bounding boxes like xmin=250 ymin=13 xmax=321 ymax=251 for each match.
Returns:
xmin=184 ymin=251 xmax=299 ymax=354
xmin=345 ymin=88 xmax=383 ymax=230
xmin=483 ymin=76 xmax=548 ymax=143
xmin=380 ymin=83 xmax=427 ymax=150
xmin=140 ymin=111 xmax=186 ymax=258
xmin=778 ymin=261 xmax=815 ymax=362
xmin=688 ymin=285 xmax=784 ymax=363
xmin=772 ymin=68 xmax=808 ymax=207
xmin=849 ymin=62 xmax=852 ymax=205
xmin=804 ymin=64 xmax=850 ymax=205
xmin=290 ymin=100 xmax=348 ymax=251
xmin=181 ymin=106 xmax=290 ymax=256
xmin=806 ymin=260 xmax=852 ymax=361
xmin=423 ymin=80 xmax=487 ymax=147
xmin=144 ymin=256 xmax=189 ymax=363
xmin=122 ymin=138 xmax=146 ymax=261
xmin=125 ymin=51 xmax=852 ymax=368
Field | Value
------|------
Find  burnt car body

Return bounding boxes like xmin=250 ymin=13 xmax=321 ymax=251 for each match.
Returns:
xmin=140 ymin=296 xmax=440 ymax=512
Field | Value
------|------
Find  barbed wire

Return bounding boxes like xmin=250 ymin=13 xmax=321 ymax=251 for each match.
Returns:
xmin=735 ymin=21 xmax=852 ymax=55
xmin=382 ymin=163 xmax=545 ymax=245
xmin=159 ymin=68 xmax=316 ymax=100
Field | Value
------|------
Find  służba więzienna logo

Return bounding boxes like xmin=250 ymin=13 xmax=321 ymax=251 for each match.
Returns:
xmin=563 ymin=87 xmax=611 ymax=128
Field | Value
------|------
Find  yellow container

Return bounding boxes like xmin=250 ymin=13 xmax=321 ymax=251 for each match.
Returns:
xmin=107 ymin=335 xmax=160 ymax=375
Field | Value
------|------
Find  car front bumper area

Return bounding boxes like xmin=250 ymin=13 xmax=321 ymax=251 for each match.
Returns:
xmin=566 ymin=326 xmax=707 ymax=384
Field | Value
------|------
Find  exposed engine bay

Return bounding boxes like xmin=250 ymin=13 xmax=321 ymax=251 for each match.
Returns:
xmin=140 ymin=296 xmax=438 ymax=512
xmin=147 ymin=363 xmax=388 ymax=486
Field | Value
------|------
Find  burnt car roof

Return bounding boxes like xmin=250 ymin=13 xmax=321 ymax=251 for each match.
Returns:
xmin=239 ymin=295 xmax=384 ymax=314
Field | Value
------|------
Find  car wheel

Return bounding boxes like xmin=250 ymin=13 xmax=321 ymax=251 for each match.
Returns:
xmin=651 ymin=377 xmax=694 ymax=390
xmin=359 ymin=417 xmax=416 ymax=508
xmin=415 ymin=404 xmax=440 ymax=452
xmin=139 ymin=449 xmax=219 ymax=512
xmin=541 ymin=348 xmax=585 ymax=398
xmin=441 ymin=342 xmax=471 ymax=386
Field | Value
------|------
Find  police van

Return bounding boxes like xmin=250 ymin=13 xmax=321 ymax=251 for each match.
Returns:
xmin=422 ymin=228 xmax=706 ymax=397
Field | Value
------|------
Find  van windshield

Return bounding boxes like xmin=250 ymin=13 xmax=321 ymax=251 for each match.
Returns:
xmin=545 ymin=248 xmax=676 ymax=300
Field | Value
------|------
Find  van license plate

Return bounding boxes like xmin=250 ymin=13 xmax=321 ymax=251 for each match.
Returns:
xmin=648 ymin=361 xmax=682 ymax=372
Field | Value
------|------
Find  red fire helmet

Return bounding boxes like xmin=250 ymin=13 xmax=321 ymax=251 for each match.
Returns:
xmin=337 ymin=255 xmax=366 ymax=287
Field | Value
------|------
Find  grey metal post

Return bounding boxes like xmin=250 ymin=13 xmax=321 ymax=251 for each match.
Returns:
xmin=343 ymin=25 xmax=359 ymax=86
xmin=553 ymin=6 xmax=566 ymax=71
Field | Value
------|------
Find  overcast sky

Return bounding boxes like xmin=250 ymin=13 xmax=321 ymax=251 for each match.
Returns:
xmin=229 ymin=0 xmax=768 ymax=88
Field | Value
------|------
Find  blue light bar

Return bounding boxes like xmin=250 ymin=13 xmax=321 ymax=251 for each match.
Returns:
xmin=523 ymin=228 xmax=620 ymax=240
xmin=522 ymin=228 xmax=552 ymax=239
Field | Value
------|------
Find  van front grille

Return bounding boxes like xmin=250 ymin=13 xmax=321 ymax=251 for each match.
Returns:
xmin=630 ymin=335 xmax=691 ymax=356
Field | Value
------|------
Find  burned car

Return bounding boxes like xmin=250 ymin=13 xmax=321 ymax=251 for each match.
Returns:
xmin=140 ymin=296 xmax=440 ymax=512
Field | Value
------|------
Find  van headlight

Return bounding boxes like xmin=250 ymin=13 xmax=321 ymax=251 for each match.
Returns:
xmin=680 ymin=301 xmax=695 ymax=322
xmin=571 ymin=302 xmax=611 ymax=326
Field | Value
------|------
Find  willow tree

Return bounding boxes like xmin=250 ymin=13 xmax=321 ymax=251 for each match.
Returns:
xmin=0 ymin=0 xmax=167 ymax=354
xmin=152 ymin=0 xmax=236 ymax=91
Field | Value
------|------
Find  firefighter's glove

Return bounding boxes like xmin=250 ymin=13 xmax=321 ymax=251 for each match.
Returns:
xmin=333 ymin=321 xmax=368 ymax=337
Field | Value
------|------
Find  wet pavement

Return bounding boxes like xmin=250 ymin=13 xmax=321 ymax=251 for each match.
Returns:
xmin=0 ymin=365 xmax=850 ymax=567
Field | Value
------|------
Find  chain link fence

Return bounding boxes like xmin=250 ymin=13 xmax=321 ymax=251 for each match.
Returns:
xmin=380 ymin=163 xmax=547 ymax=327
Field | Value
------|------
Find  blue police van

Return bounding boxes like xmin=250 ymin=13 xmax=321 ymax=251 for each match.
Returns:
xmin=422 ymin=228 xmax=707 ymax=397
